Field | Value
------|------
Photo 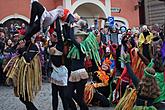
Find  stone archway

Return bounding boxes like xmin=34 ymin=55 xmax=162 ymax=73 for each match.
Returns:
xmin=3 ymin=18 xmax=28 ymax=28
xmin=70 ymin=0 xmax=110 ymax=26
xmin=73 ymin=3 xmax=107 ymax=26
xmin=114 ymin=16 xmax=129 ymax=29
xmin=0 ymin=14 xmax=29 ymax=24
xmin=71 ymin=0 xmax=109 ymax=17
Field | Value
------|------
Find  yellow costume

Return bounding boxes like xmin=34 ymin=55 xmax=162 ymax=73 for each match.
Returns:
xmin=3 ymin=53 xmax=42 ymax=101
xmin=138 ymin=32 xmax=153 ymax=48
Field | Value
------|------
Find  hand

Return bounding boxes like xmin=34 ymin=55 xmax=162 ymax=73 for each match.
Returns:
xmin=135 ymin=48 xmax=139 ymax=52
xmin=92 ymin=83 xmax=97 ymax=88
xmin=57 ymin=9 xmax=64 ymax=17
xmin=49 ymin=47 xmax=56 ymax=55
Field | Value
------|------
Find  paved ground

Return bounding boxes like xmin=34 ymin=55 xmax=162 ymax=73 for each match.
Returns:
xmin=0 ymin=83 xmax=114 ymax=110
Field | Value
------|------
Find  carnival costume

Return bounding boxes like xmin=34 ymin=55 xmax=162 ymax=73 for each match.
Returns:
xmin=67 ymin=32 xmax=101 ymax=66
xmin=138 ymin=31 xmax=153 ymax=61
xmin=84 ymin=64 xmax=110 ymax=107
xmin=147 ymin=59 xmax=165 ymax=103
xmin=48 ymin=18 xmax=69 ymax=110
xmin=25 ymin=0 xmax=63 ymax=46
xmin=3 ymin=44 xmax=42 ymax=102
xmin=139 ymin=36 xmax=165 ymax=104
xmin=66 ymin=26 xmax=101 ymax=110
xmin=67 ymin=33 xmax=110 ymax=106
xmin=115 ymin=54 xmax=159 ymax=110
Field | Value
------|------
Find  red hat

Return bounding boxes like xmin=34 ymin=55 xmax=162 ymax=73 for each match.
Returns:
xmin=35 ymin=35 xmax=43 ymax=41
xmin=112 ymin=43 xmax=118 ymax=49
xmin=61 ymin=9 xmax=70 ymax=22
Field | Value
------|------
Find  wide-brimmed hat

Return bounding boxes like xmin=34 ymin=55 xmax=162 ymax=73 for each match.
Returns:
xmin=144 ymin=67 xmax=156 ymax=78
xmin=74 ymin=26 xmax=88 ymax=37
xmin=74 ymin=30 xmax=88 ymax=36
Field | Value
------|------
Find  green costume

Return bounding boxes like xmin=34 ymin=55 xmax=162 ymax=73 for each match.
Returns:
xmin=67 ymin=32 xmax=101 ymax=66
xmin=147 ymin=59 xmax=165 ymax=103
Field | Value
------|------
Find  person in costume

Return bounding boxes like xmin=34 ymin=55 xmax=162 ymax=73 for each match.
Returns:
xmin=114 ymin=34 xmax=146 ymax=103
xmin=60 ymin=8 xmax=75 ymax=41
xmin=66 ymin=27 xmax=89 ymax=110
xmin=3 ymin=38 xmax=42 ymax=110
xmin=84 ymin=65 xmax=110 ymax=107
xmin=118 ymin=52 xmax=160 ymax=110
xmin=25 ymin=0 xmax=64 ymax=47
xmin=48 ymin=17 xmax=69 ymax=110
xmin=96 ymin=43 xmax=116 ymax=98
xmin=83 ymin=34 xmax=115 ymax=107
xmin=137 ymin=36 xmax=165 ymax=109
xmin=66 ymin=24 xmax=101 ymax=109
xmin=138 ymin=25 xmax=153 ymax=61
xmin=160 ymin=34 xmax=165 ymax=65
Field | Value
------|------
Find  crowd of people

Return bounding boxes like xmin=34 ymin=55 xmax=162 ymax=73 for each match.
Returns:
xmin=0 ymin=0 xmax=165 ymax=110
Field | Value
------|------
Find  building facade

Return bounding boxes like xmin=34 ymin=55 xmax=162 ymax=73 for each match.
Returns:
xmin=111 ymin=0 xmax=139 ymax=28
xmin=0 ymin=0 xmax=139 ymax=28
xmin=144 ymin=0 xmax=165 ymax=26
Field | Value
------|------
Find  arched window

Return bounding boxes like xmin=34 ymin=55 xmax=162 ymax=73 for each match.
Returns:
xmin=3 ymin=18 xmax=28 ymax=28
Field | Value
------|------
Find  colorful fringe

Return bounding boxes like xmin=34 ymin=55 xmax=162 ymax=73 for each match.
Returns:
xmin=3 ymin=54 xmax=42 ymax=101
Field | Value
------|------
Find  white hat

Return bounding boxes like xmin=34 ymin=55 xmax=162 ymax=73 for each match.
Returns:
xmin=142 ymin=25 xmax=148 ymax=31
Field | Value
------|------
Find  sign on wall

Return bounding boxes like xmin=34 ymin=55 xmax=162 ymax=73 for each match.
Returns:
xmin=108 ymin=16 xmax=114 ymax=27
xmin=111 ymin=7 xmax=121 ymax=13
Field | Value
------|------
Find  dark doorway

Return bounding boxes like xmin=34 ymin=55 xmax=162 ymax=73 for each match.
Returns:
xmin=3 ymin=18 xmax=28 ymax=28
xmin=139 ymin=0 xmax=145 ymax=25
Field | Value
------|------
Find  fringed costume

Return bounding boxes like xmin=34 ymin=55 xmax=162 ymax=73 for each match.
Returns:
xmin=84 ymin=66 xmax=110 ymax=107
xmin=66 ymin=27 xmax=101 ymax=110
xmin=115 ymin=53 xmax=160 ymax=110
xmin=67 ymin=32 xmax=101 ymax=66
xmin=3 ymin=44 xmax=42 ymax=110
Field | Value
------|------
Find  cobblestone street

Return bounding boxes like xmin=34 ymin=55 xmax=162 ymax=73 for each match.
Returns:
xmin=0 ymin=83 xmax=114 ymax=110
